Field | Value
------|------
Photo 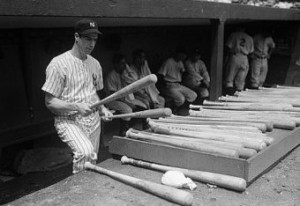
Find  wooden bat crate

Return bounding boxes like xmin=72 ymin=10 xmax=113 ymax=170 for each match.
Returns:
xmin=108 ymin=127 xmax=300 ymax=184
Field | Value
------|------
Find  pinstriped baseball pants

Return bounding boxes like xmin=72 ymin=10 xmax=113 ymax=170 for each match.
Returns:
xmin=54 ymin=113 xmax=101 ymax=173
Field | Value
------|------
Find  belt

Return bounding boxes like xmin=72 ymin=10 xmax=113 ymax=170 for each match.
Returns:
xmin=254 ymin=54 xmax=267 ymax=59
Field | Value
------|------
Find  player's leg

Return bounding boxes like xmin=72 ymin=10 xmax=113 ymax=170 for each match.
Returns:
xmin=250 ymin=58 xmax=261 ymax=89
xmin=224 ymin=55 xmax=239 ymax=95
xmin=235 ymin=55 xmax=249 ymax=91
xmin=55 ymin=120 xmax=96 ymax=173
xmin=179 ymin=84 xmax=197 ymax=103
xmin=259 ymin=59 xmax=268 ymax=87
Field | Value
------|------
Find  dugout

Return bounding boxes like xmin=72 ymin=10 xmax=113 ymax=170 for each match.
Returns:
xmin=0 ymin=0 xmax=299 ymax=185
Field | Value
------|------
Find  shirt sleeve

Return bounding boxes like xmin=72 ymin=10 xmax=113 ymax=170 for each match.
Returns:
xmin=41 ymin=62 xmax=65 ymax=97
xmin=105 ymin=73 xmax=117 ymax=93
xmin=95 ymin=61 xmax=103 ymax=91
xmin=201 ymin=61 xmax=210 ymax=82
xmin=158 ymin=59 xmax=170 ymax=76
xmin=122 ymin=65 xmax=138 ymax=85
xmin=268 ymin=37 xmax=276 ymax=49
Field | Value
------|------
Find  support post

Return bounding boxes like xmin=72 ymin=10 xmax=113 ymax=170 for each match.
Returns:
xmin=209 ymin=19 xmax=225 ymax=100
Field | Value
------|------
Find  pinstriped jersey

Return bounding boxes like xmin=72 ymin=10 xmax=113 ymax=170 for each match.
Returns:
xmin=42 ymin=51 xmax=103 ymax=116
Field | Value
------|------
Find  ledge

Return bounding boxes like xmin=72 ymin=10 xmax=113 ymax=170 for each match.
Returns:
xmin=0 ymin=0 xmax=299 ymax=22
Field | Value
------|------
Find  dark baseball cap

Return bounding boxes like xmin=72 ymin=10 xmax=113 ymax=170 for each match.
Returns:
xmin=74 ymin=19 xmax=101 ymax=35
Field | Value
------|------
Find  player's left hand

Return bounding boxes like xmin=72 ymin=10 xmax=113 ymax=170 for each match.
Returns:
xmin=99 ymin=106 xmax=113 ymax=121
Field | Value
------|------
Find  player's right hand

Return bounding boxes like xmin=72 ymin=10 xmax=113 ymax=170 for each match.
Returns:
xmin=75 ymin=103 xmax=93 ymax=116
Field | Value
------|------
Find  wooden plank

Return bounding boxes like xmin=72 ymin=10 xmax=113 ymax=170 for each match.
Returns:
xmin=109 ymin=136 xmax=247 ymax=178
xmin=0 ymin=0 xmax=299 ymax=21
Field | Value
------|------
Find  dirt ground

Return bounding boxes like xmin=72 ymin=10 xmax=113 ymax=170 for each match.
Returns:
xmin=1 ymin=143 xmax=299 ymax=206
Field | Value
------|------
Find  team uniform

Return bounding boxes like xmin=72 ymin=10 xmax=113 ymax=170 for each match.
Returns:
xmin=42 ymin=51 xmax=103 ymax=173
xmin=225 ymin=32 xmax=254 ymax=91
xmin=250 ymin=34 xmax=275 ymax=88
xmin=158 ymin=58 xmax=197 ymax=107
xmin=182 ymin=59 xmax=210 ymax=98
xmin=122 ymin=60 xmax=165 ymax=109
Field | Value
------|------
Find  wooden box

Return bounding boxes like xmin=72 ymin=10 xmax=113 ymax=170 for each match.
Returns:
xmin=108 ymin=127 xmax=300 ymax=184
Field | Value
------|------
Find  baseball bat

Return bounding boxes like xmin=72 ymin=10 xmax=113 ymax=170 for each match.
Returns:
xmin=126 ymin=129 xmax=239 ymax=158
xmin=148 ymin=118 xmax=262 ymax=133
xmin=121 ymin=156 xmax=247 ymax=192
xmin=108 ymin=108 xmax=172 ymax=119
xmin=157 ymin=116 xmax=268 ymax=133
xmin=91 ymin=74 xmax=157 ymax=109
xmin=150 ymin=125 xmax=266 ymax=151
xmin=135 ymin=129 xmax=256 ymax=159
xmin=148 ymin=120 xmax=274 ymax=145
xmin=189 ymin=109 xmax=296 ymax=130
xmin=84 ymin=162 xmax=193 ymax=206
xmin=167 ymin=114 xmax=273 ymax=132
xmin=201 ymin=100 xmax=294 ymax=109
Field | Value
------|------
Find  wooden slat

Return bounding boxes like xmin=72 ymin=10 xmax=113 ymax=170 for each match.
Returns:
xmin=109 ymin=136 xmax=247 ymax=179
xmin=246 ymin=128 xmax=300 ymax=183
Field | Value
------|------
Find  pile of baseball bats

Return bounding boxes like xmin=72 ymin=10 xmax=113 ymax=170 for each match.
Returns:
xmin=122 ymin=86 xmax=300 ymax=161
xmin=86 ymin=77 xmax=299 ymax=201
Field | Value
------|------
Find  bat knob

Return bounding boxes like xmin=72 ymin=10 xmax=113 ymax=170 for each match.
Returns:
xmin=148 ymin=74 xmax=158 ymax=83
xmin=164 ymin=108 xmax=173 ymax=116
xmin=121 ymin=156 xmax=129 ymax=164
xmin=125 ymin=128 xmax=133 ymax=137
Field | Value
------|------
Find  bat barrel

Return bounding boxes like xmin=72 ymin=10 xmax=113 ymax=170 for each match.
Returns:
xmin=91 ymin=74 xmax=157 ymax=109
xmin=84 ymin=162 xmax=193 ymax=206
xmin=121 ymin=156 xmax=247 ymax=192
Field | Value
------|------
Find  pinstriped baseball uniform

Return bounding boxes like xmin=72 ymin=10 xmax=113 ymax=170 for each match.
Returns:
xmin=42 ymin=50 xmax=103 ymax=173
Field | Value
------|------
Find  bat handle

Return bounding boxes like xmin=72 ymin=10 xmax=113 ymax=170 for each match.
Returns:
xmin=121 ymin=156 xmax=153 ymax=169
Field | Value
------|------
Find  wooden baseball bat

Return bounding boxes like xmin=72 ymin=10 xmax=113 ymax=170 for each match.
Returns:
xmin=135 ymin=129 xmax=256 ymax=159
xmin=126 ymin=129 xmax=239 ymax=158
xmin=108 ymin=108 xmax=172 ymax=119
xmin=150 ymin=125 xmax=266 ymax=151
xmin=157 ymin=116 xmax=268 ymax=132
xmin=167 ymin=114 xmax=273 ymax=132
xmin=91 ymin=74 xmax=157 ymax=109
xmin=84 ymin=162 xmax=193 ymax=206
xmin=201 ymin=100 xmax=293 ymax=109
xmin=189 ymin=109 xmax=296 ymax=130
xmin=219 ymin=95 xmax=300 ymax=107
xmin=121 ymin=156 xmax=247 ymax=192
xmin=147 ymin=118 xmax=262 ymax=133
xmin=148 ymin=120 xmax=273 ymax=146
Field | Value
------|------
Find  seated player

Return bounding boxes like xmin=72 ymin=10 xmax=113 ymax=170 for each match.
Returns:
xmin=158 ymin=47 xmax=197 ymax=114
xmin=105 ymin=53 xmax=148 ymax=136
xmin=182 ymin=49 xmax=210 ymax=104
xmin=122 ymin=49 xmax=165 ymax=109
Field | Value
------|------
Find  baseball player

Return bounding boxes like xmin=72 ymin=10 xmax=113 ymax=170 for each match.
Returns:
xmin=182 ymin=49 xmax=210 ymax=104
xmin=122 ymin=49 xmax=165 ymax=109
xmin=158 ymin=47 xmax=197 ymax=114
xmin=42 ymin=19 xmax=113 ymax=173
xmin=224 ymin=28 xmax=254 ymax=95
xmin=105 ymin=53 xmax=148 ymax=136
xmin=249 ymin=31 xmax=275 ymax=89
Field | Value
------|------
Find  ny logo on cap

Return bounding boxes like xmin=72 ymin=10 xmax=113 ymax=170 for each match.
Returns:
xmin=90 ymin=22 xmax=96 ymax=28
